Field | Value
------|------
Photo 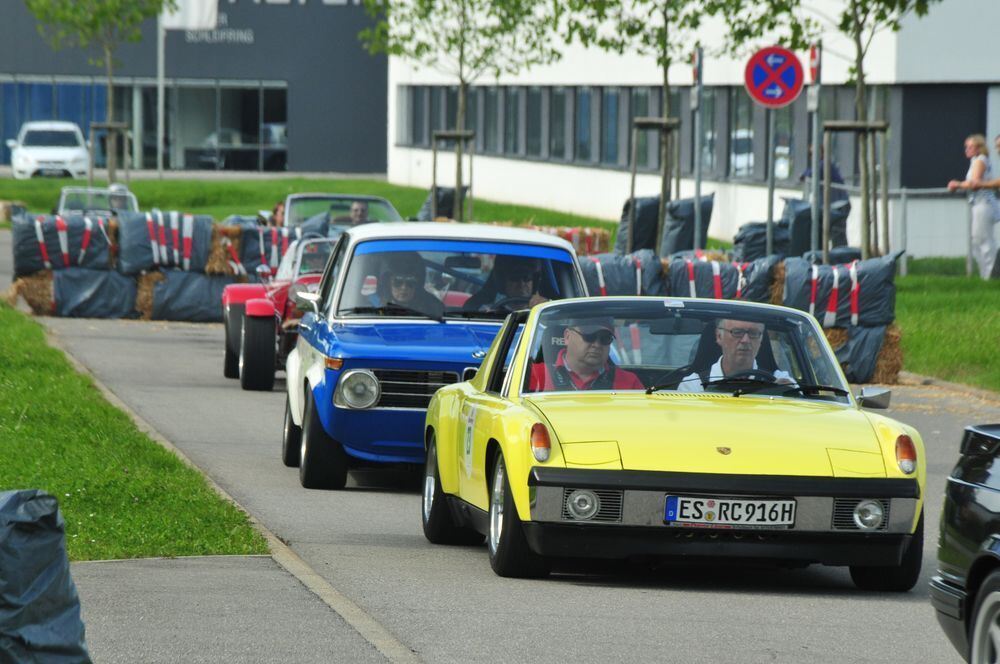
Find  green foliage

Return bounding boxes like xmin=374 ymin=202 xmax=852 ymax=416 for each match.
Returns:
xmin=0 ymin=304 xmax=267 ymax=561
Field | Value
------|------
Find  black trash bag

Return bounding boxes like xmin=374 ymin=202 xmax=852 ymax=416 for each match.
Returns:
xmin=731 ymin=221 xmax=791 ymax=263
xmin=614 ymin=196 xmax=661 ymax=255
xmin=152 ymin=270 xmax=236 ymax=322
xmin=239 ymin=225 xmax=305 ymax=274
xmin=666 ymin=256 xmax=740 ymax=299
xmin=415 ymin=186 xmax=469 ymax=221
xmin=801 ymin=246 xmax=863 ymax=265
xmin=579 ymin=249 xmax=665 ymax=296
xmin=835 ymin=325 xmax=887 ymax=383
xmin=0 ymin=490 xmax=90 ymax=662
xmin=12 ymin=215 xmax=113 ymax=276
xmin=781 ymin=198 xmax=813 ymax=257
xmin=53 ymin=268 xmax=137 ymax=319
xmin=732 ymin=254 xmax=782 ymax=303
xmin=783 ymin=252 xmax=902 ymax=327
xmin=116 ymin=211 xmax=214 ymax=275
xmin=660 ymin=194 xmax=714 ymax=256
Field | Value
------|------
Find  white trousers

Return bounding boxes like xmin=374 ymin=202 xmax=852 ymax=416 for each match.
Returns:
xmin=970 ymin=201 xmax=999 ymax=280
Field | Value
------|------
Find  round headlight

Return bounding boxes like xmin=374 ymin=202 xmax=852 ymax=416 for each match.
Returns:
xmin=336 ymin=369 xmax=380 ymax=409
xmin=852 ymin=499 xmax=885 ymax=530
xmin=566 ymin=489 xmax=601 ymax=521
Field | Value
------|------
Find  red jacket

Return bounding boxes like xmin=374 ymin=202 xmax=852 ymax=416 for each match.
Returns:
xmin=528 ymin=349 xmax=644 ymax=392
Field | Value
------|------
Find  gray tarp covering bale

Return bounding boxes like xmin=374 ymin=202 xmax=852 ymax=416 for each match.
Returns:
xmin=835 ymin=325 xmax=887 ymax=383
xmin=781 ymin=198 xmax=851 ymax=254
xmin=239 ymin=224 xmax=306 ymax=273
xmin=579 ymin=249 xmax=665 ymax=296
xmin=53 ymin=268 xmax=137 ymax=318
xmin=614 ymin=196 xmax=661 ymax=255
xmin=732 ymin=221 xmax=791 ymax=262
xmin=0 ymin=490 xmax=90 ymax=662
xmin=802 ymin=246 xmax=863 ymax=265
xmin=783 ymin=252 xmax=901 ymax=327
xmin=666 ymin=257 xmax=740 ymax=300
xmin=116 ymin=211 xmax=213 ymax=275
xmin=152 ymin=269 xmax=236 ymax=322
xmin=416 ymin=186 xmax=469 ymax=221
xmin=732 ymin=254 xmax=782 ymax=303
xmin=12 ymin=215 xmax=112 ymax=276
xmin=659 ymin=194 xmax=714 ymax=256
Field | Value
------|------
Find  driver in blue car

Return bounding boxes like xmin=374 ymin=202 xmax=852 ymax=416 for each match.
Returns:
xmin=464 ymin=255 xmax=549 ymax=312
xmin=376 ymin=252 xmax=443 ymax=317
xmin=678 ymin=318 xmax=794 ymax=392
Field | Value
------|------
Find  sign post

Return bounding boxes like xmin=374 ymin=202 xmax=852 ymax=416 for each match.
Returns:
xmin=692 ymin=47 xmax=704 ymax=250
xmin=743 ymin=46 xmax=805 ymax=256
xmin=809 ymin=43 xmax=822 ymax=254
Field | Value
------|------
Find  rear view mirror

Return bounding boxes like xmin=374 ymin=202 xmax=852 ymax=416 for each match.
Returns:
xmin=255 ymin=264 xmax=273 ymax=282
xmin=857 ymin=386 xmax=891 ymax=409
xmin=445 ymin=255 xmax=481 ymax=270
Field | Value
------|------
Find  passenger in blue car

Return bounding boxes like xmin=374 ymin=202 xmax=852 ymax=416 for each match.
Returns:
xmin=375 ymin=252 xmax=444 ymax=318
xmin=463 ymin=255 xmax=549 ymax=312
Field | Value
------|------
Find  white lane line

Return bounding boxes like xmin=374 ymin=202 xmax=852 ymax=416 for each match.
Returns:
xmin=44 ymin=324 xmax=421 ymax=664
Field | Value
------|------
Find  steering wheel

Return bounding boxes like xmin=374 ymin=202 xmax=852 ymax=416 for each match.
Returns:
xmin=487 ymin=295 xmax=532 ymax=312
xmin=720 ymin=369 xmax=778 ymax=383
xmin=649 ymin=364 xmax=694 ymax=389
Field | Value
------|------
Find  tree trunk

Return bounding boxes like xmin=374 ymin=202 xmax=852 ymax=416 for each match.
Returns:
xmin=658 ymin=8 xmax=671 ymax=237
xmin=851 ymin=10 xmax=870 ymax=259
xmin=104 ymin=43 xmax=117 ymax=183
xmin=455 ymin=78 xmax=466 ymax=222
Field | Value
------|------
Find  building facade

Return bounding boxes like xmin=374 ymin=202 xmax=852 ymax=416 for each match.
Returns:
xmin=0 ymin=0 xmax=386 ymax=173
xmin=387 ymin=0 xmax=1000 ymax=257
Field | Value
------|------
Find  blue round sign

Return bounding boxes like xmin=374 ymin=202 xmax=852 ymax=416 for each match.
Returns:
xmin=744 ymin=46 xmax=804 ymax=109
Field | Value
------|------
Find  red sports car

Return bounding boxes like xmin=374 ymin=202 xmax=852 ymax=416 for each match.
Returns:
xmin=222 ymin=237 xmax=335 ymax=391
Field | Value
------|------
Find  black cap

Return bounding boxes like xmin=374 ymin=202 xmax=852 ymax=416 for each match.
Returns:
xmin=565 ymin=316 xmax=615 ymax=334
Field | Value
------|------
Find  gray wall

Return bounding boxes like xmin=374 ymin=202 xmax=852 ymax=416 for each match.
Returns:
xmin=0 ymin=1 xmax=387 ymax=172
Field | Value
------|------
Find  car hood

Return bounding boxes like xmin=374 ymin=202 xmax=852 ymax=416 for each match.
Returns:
xmin=329 ymin=321 xmax=501 ymax=363
xmin=524 ymin=392 xmax=885 ymax=477
xmin=16 ymin=146 xmax=87 ymax=161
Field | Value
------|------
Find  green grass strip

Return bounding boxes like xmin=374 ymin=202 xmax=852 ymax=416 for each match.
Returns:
xmin=0 ymin=303 xmax=268 ymax=561
xmin=896 ymin=274 xmax=1000 ymax=392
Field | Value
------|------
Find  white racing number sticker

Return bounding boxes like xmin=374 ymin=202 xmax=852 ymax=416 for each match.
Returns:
xmin=463 ymin=406 xmax=476 ymax=478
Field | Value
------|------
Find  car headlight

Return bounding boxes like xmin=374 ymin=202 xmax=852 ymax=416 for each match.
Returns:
xmin=852 ymin=499 xmax=885 ymax=530
xmin=14 ymin=153 xmax=32 ymax=166
xmin=334 ymin=369 xmax=380 ymax=409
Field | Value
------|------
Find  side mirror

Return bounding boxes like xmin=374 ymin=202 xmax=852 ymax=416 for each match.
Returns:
xmin=857 ymin=386 xmax=891 ymax=410
xmin=293 ymin=290 xmax=321 ymax=316
xmin=255 ymin=264 xmax=273 ymax=282
xmin=5 ymin=139 xmax=16 ymax=149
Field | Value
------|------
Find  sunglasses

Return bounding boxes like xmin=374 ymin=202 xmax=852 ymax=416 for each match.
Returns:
xmin=568 ymin=327 xmax=614 ymax=345
xmin=719 ymin=327 xmax=763 ymax=340
xmin=391 ymin=276 xmax=419 ymax=289
xmin=506 ymin=274 xmax=534 ymax=283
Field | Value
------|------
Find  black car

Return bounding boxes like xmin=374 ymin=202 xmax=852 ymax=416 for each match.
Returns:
xmin=931 ymin=424 xmax=1000 ymax=663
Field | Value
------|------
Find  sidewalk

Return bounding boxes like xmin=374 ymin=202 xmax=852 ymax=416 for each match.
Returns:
xmin=71 ymin=556 xmax=385 ymax=663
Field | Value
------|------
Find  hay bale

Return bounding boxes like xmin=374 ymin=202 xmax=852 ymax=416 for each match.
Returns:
xmin=770 ymin=260 xmax=785 ymax=306
xmin=3 ymin=282 xmax=20 ymax=307
xmin=16 ymin=271 xmax=54 ymax=315
xmin=205 ymin=226 xmax=242 ymax=276
xmin=136 ymin=270 xmax=166 ymax=320
xmin=0 ymin=200 xmax=27 ymax=221
xmin=823 ymin=327 xmax=849 ymax=351
xmin=871 ymin=324 xmax=903 ymax=385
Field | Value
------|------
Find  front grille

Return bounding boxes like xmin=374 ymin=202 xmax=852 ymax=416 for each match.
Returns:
xmin=560 ymin=488 xmax=624 ymax=523
xmin=832 ymin=498 xmax=890 ymax=530
xmin=372 ymin=369 xmax=459 ymax=409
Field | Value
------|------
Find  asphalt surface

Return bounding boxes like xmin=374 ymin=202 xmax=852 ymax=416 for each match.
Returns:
xmin=5 ymin=226 xmax=999 ymax=662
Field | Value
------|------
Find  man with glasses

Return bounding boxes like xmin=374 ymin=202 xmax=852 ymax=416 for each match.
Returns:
xmin=375 ymin=252 xmax=443 ymax=317
xmin=529 ymin=317 xmax=643 ymax=392
xmin=678 ymin=319 xmax=793 ymax=392
xmin=465 ymin=255 xmax=548 ymax=312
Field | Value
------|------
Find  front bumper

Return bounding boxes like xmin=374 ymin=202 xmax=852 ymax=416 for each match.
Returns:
xmin=525 ymin=467 xmax=920 ymax=565
xmin=930 ymin=575 xmax=968 ymax=659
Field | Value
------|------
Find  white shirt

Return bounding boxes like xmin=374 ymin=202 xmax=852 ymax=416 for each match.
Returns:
xmin=677 ymin=358 xmax=794 ymax=393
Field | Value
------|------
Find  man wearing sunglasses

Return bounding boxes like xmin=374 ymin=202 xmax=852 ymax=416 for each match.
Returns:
xmin=678 ymin=319 xmax=793 ymax=392
xmin=464 ymin=255 xmax=548 ymax=312
xmin=529 ymin=317 xmax=643 ymax=392
xmin=376 ymin=252 xmax=443 ymax=318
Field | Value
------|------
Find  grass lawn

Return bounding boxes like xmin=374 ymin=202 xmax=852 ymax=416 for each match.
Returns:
xmin=0 ymin=303 xmax=268 ymax=561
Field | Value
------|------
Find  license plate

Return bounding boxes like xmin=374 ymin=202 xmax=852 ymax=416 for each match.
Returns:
xmin=664 ymin=495 xmax=795 ymax=529
xmin=40 ymin=168 xmax=65 ymax=176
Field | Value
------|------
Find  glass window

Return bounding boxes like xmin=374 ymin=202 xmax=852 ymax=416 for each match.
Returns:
xmin=411 ymin=86 xmax=427 ymax=146
xmin=773 ymin=104 xmax=794 ymax=180
xmin=504 ymin=87 xmax=521 ymax=154
xmin=697 ymin=88 xmax=717 ymax=173
xmin=463 ymin=87 xmax=477 ymax=136
xmin=430 ymin=87 xmax=443 ymax=139
xmin=601 ymin=87 xmax=620 ymax=165
xmin=575 ymin=87 xmax=592 ymax=162
xmin=729 ymin=89 xmax=754 ymax=177
xmin=445 ymin=87 xmax=457 ymax=131
xmin=484 ymin=87 xmax=499 ymax=153
xmin=526 ymin=87 xmax=542 ymax=157
xmin=285 ymin=195 xmax=402 ymax=229
xmin=262 ymin=88 xmax=287 ymax=172
xmin=550 ymin=87 xmax=567 ymax=160
xmin=630 ymin=88 xmax=650 ymax=169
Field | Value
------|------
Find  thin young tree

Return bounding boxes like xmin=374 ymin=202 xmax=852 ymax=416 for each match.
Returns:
xmin=361 ymin=0 xmax=559 ymax=222
xmin=25 ymin=0 xmax=172 ymax=183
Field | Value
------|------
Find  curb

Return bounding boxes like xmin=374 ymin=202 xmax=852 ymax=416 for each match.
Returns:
xmin=43 ymin=323 xmax=421 ymax=664
xmin=898 ymin=370 xmax=1000 ymax=405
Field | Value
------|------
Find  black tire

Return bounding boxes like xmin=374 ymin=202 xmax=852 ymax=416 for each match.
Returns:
xmin=969 ymin=570 xmax=1000 ymax=663
xmin=298 ymin=393 xmax=348 ymax=490
xmin=849 ymin=512 xmax=923 ymax=592
xmin=281 ymin=395 xmax=302 ymax=468
xmin=223 ymin=304 xmax=243 ymax=379
xmin=239 ymin=315 xmax=276 ymax=391
xmin=422 ymin=435 xmax=484 ymax=545
xmin=487 ymin=450 xmax=549 ymax=578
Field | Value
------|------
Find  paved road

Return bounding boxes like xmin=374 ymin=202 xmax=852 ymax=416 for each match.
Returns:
xmin=38 ymin=315 xmax=1000 ymax=664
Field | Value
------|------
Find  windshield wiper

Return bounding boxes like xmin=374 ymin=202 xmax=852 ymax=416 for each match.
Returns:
xmin=444 ymin=309 xmax=506 ymax=320
xmin=700 ymin=376 xmax=776 ymax=397
xmin=339 ymin=304 xmax=442 ymax=322
xmin=780 ymin=383 xmax=849 ymax=397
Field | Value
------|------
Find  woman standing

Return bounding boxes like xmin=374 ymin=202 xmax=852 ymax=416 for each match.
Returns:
xmin=948 ymin=134 xmax=999 ymax=279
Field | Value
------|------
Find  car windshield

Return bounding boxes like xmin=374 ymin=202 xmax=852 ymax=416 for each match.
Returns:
xmin=286 ymin=196 xmax=402 ymax=228
xmin=60 ymin=189 xmax=137 ymax=213
xmin=522 ymin=298 xmax=849 ymax=403
xmin=23 ymin=130 xmax=81 ymax=147
xmin=275 ymin=238 xmax=334 ymax=280
xmin=336 ymin=239 xmax=584 ymax=321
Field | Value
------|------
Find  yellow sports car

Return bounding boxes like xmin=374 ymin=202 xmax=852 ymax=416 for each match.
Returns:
xmin=421 ymin=297 xmax=925 ymax=589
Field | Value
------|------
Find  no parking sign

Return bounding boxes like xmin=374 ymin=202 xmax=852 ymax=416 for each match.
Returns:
xmin=744 ymin=46 xmax=804 ymax=109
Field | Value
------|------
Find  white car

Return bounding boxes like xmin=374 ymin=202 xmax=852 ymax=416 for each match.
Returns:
xmin=7 ymin=121 xmax=89 ymax=180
